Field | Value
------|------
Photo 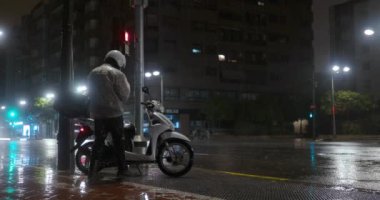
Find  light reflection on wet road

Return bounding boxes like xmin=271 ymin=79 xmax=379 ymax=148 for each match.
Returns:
xmin=0 ymin=139 xmax=57 ymax=169
xmin=306 ymin=141 xmax=380 ymax=190
xmin=0 ymin=139 xmax=217 ymax=199
xmin=0 ymin=140 xmax=56 ymax=199
xmin=1 ymin=137 xmax=380 ymax=199
xmin=193 ymin=138 xmax=380 ymax=192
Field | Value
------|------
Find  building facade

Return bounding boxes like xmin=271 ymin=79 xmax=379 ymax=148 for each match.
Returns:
xmin=10 ymin=0 xmax=314 ymax=132
xmin=330 ymin=0 xmax=380 ymax=99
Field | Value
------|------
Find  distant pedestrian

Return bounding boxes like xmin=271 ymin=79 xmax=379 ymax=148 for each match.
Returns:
xmin=87 ymin=50 xmax=130 ymax=180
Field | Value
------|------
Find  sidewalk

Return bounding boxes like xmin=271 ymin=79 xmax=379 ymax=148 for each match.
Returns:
xmin=0 ymin=165 xmax=216 ymax=200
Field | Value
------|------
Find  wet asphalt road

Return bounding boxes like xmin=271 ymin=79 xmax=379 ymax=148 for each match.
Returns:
xmin=1 ymin=137 xmax=380 ymax=199
xmin=192 ymin=137 xmax=380 ymax=192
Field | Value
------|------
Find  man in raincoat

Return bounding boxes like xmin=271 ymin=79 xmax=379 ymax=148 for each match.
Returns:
xmin=88 ymin=50 xmax=130 ymax=179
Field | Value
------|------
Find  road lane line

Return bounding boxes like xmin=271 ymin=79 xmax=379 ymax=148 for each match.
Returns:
xmin=220 ymin=171 xmax=289 ymax=181
xmin=195 ymin=153 xmax=210 ymax=156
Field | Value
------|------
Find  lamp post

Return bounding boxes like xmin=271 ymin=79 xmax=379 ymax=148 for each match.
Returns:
xmin=145 ymin=70 xmax=164 ymax=107
xmin=331 ymin=65 xmax=350 ymax=138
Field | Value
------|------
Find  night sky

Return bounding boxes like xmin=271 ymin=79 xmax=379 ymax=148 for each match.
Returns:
xmin=0 ymin=0 xmax=349 ymax=73
xmin=313 ymin=0 xmax=348 ymax=72
xmin=0 ymin=0 xmax=41 ymax=26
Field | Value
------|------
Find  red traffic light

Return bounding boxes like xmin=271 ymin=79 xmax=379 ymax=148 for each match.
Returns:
xmin=124 ymin=31 xmax=129 ymax=43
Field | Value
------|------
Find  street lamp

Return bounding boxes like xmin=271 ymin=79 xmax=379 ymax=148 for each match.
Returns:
xmin=19 ymin=100 xmax=27 ymax=106
xmin=76 ymin=85 xmax=87 ymax=94
xmin=46 ymin=92 xmax=55 ymax=100
xmin=145 ymin=70 xmax=164 ymax=107
xmin=364 ymin=28 xmax=375 ymax=36
xmin=343 ymin=66 xmax=350 ymax=72
xmin=331 ymin=65 xmax=350 ymax=138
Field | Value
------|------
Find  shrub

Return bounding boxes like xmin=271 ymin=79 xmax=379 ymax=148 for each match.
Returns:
xmin=341 ymin=121 xmax=362 ymax=135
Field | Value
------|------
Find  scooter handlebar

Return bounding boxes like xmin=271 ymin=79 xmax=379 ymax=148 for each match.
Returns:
xmin=141 ymin=102 xmax=155 ymax=109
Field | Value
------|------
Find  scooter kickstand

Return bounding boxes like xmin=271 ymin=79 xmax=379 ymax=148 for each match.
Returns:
xmin=136 ymin=164 xmax=142 ymax=175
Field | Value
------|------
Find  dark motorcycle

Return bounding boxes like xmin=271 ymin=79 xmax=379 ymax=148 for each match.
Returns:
xmin=71 ymin=118 xmax=135 ymax=175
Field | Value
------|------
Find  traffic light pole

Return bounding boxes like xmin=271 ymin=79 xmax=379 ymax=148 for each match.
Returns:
xmin=134 ymin=0 xmax=148 ymax=137
xmin=312 ymin=71 xmax=316 ymax=139
xmin=58 ymin=0 xmax=74 ymax=172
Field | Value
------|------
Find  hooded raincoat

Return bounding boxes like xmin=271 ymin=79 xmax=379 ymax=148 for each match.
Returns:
xmin=88 ymin=64 xmax=130 ymax=119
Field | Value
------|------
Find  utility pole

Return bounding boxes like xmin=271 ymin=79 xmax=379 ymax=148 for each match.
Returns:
xmin=133 ymin=0 xmax=148 ymax=137
xmin=58 ymin=0 xmax=74 ymax=171
xmin=312 ymin=71 xmax=317 ymax=139
xmin=331 ymin=72 xmax=336 ymax=139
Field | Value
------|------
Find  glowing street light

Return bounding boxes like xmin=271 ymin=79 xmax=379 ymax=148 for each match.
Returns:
xmin=76 ymin=85 xmax=87 ymax=94
xmin=46 ymin=92 xmax=55 ymax=100
xmin=1 ymin=105 xmax=6 ymax=110
xmin=364 ymin=28 xmax=375 ymax=36
xmin=145 ymin=70 xmax=164 ymax=107
xmin=343 ymin=66 xmax=350 ymax=72
xmin=152 ymin=71 xmax=160 ymax=76
xmin=19 ymin=100 xmax=27 ymax=106
xmin=332 ymin=65 xmax=340 ymax=72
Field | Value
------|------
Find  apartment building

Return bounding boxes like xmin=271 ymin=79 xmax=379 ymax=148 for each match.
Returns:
xmin=10 ymin=0 xmax=314 ymax=132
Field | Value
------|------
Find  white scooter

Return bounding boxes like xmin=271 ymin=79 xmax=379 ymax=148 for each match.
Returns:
xmin=74 ymin=87 xmax=194 ymax=177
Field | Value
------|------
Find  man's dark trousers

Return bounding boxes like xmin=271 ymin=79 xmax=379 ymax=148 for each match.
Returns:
xmin=89 ymin=115 xmax=125 ymax=177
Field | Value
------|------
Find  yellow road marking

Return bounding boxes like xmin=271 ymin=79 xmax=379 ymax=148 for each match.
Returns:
xmin=220 ymin=171 xmax=289 ymax=181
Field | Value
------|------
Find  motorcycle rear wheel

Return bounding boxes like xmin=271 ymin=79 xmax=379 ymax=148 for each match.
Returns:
xmin=157 ymin=140 xmax=193 ymax=177
xmin=75 ymin=142 xmax=93 ymax=175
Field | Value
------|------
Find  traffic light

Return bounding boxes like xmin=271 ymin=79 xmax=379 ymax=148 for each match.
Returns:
xmin=309 ymin=104 xmax=316 ymax=119
xmin=124 ymin=31 xmax=129 ymax=43
xmin=124 ymin=31 xmax=130 ymax=56
xmin=308 ymin=111 xmax=314 ymax=119
xmin=7 ymin=109 xmax=18 ymax=121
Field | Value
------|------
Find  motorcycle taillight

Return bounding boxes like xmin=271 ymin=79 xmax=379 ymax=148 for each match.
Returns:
xmin=79 ymin=125 xmax=92 ymax=137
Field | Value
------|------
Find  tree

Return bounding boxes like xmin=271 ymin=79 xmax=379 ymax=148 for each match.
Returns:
xmin=320 ymin=90 xmax=374 ymax=119
xmin=32 ymin=97 xmax=57 ymax=123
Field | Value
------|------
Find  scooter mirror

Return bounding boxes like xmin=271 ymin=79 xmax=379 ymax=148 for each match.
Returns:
xmin=142 ymin=86 xmax=150 ymax=94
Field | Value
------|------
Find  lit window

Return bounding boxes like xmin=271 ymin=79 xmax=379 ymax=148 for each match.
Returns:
xmin=85 ymin=0 xmax=98 ymax=12
xmin=192 ymin=48 xmax=201 ymax=54
xmin=89 ymin=56 xmax=98 ymax=66
xmin=218 ymin=54 xmax=226 ymax=61
xmin=89 ymin=37 xmax=99 ymax=48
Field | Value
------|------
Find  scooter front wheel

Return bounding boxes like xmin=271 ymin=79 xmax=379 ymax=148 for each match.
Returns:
xmin=157 ymin=139 xmax=193 ymax=177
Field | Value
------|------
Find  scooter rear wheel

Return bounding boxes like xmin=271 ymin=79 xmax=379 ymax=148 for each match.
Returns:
xmin=157 ymin=139 xmax=193 ymax=177
xmin=75 ymin=142 xmax=93 ymax=175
